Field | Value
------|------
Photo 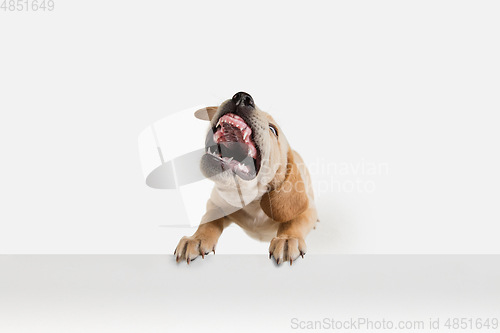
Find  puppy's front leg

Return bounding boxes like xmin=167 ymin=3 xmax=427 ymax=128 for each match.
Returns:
xmin=174 ymin=218 xmax=229 ymax=264
xmin=269 ymin=208 xmax=317 ymax=265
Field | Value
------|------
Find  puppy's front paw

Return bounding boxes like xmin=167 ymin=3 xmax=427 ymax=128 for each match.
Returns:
xmin=174 ymin=236 xmax=216 ymax=264
xmin=269 ymin=235 xmax=307 ymax=266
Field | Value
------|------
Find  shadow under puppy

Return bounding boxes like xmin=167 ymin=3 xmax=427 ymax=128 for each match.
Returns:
xmin=174 ymin=92 xmax=318 ymax=265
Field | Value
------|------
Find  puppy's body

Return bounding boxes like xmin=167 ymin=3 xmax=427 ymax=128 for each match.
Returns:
xmin=230 ymin=150 xmax=316 ymax=242
xmin=174 ymin=92 xmax=318 ymax=265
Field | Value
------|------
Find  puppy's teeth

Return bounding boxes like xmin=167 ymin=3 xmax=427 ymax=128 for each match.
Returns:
xmin=228 ymin=157 xmax=233 ymax=162
xmin=208 ymin=147 xmax=211 ymax=154
xmin=216 ymin=118 xmax=221 ymax=128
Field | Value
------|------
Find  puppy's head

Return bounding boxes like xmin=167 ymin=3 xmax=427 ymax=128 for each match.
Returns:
xmin=196 ymin=92 xmax=308 ymax=222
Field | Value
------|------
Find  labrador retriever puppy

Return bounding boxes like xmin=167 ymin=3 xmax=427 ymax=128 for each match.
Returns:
xmin=174 ymin=92 xmax=318 ymax=265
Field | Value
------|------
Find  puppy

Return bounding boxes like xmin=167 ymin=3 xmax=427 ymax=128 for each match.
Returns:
xmin=174 ymin=92 xmax=318 ymax=265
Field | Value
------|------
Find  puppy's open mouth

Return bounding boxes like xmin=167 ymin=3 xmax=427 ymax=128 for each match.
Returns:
xmin=203 ymin=113 xmax=261 ymax=180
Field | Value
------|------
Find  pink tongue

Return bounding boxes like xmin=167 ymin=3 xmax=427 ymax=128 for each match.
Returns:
xmin=213 ymin=114 xmax=258 ymax=159
xmin=217 ymin=113 xmax=248 ymax=129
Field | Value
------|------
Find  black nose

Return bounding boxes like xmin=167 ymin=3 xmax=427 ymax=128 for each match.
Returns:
xmin=232 ymin=92 xmax=255 ymax=108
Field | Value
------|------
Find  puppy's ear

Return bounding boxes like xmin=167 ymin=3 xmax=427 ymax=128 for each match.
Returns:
xmin=260 ymin=150 xmax=309 ymax=222
xmin=194 ymin=106 xmax=218 ymax=121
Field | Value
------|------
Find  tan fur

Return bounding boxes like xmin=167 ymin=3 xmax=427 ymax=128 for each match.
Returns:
xmin=174 ymin=100 xmax=318 ymax=265
xmin=260 ymin=149 xmax=309 ymax=222
xmin=194 ymin=106 xmax=218 ymax=121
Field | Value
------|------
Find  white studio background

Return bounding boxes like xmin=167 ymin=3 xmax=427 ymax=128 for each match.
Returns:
xmin=0 ymin=0 xmax=499 ymax=254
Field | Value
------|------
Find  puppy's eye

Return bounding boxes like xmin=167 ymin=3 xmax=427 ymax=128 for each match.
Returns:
xmin=269 ymin=124 xmax=278 ymax=137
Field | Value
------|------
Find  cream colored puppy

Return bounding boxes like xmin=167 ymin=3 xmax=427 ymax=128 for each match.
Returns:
xmin=174 ymin=92 xmax=318 ymax=265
